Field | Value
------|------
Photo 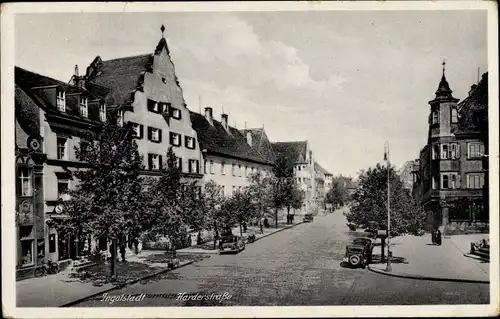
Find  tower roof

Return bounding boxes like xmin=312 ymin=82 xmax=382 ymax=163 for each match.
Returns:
xmin=430 ymin=61 xmax=459 ymax=103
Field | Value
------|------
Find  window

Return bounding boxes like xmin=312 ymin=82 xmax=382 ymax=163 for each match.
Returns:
xmin=238 ymin=164 xmax=242 ymax=177
xmin=49 ymin=234 xmax=56 ymax=253
xmin=57 ymin=179 xmax=70 ymax=198
xmin=57 ymin=137 xmax=67 ymax=160
xmin=449 ymin=143 xmax=457 ymax=159
xmin=185 ymin=136 xmax=196 ymax=149
xmin=298 ymin=166 xmax=302 ymax=171
xmin=468 ymin=142 xmax=485 ymax=159
xmin=189 ymin=159 xmax=199 ymax=173
xmin=170 ymin=132 xmax=181 ymax=147
xmin=56 ymin=90 xmax=66 ymax=112
xmin=245 ymin=166 xmax=248 ymax=177
xmin=116 ymin=110 xmax=124 ymax=127
xmin=204 ymin=160 xmax=207 ymax=174
xmin=232 ymin=164 xmax=236 ymax=176
xmin=432 ymin=111 xmax=439 ymax=124
xmin=451 ymin=108 xmax=458 ymax=123
xmin=148 ymin=127 xmax=162 ymax=143
xmin=80 ymin=97 xmax=88 ymax=118
xmin=467 ymin=173 xmax=484 ymax=189
xmin=99 ymin=103 xmax=106 ymax=122
xmin=171 ymin=108 xmax=182 ymax=120
xmin=17 ymin=167 xmax=32 ymax=197
xmin=441 ymin=173 xmax=458 ymax=189
xmin=210 ymin=160 xmax=214 ymax=174
xmin=20 ymin=226 xmax=34 ymax=267
xmin=130 ymin=123 xmax=144 ymax=139
xmin=221 ymin=162 xmax=226 ymax=175
xmin=441 ymin=144 xmax=448 ymax=159
xmin=147 ymin=99 xmax=163 ymax=114
xmin=148 ymin=154 xmax=161 ymax=170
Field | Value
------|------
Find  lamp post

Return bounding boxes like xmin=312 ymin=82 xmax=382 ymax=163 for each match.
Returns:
xmin=384 ymin=141 xmax=392 ymax=272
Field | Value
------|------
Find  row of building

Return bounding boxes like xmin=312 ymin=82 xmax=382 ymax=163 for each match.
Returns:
xmin=14 ymin=27 xmax=333 ymax=274
xmin=398 ymin=64 xmax=489 ymax=234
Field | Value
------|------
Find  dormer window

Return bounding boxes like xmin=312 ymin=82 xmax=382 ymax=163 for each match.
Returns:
xmin=56 ymin=90 xmax=66 ymax=112
xmin=80 ymin=97 xmax=88 ymax=118
xmin=99 ymin=102 xmax=107 ymax=122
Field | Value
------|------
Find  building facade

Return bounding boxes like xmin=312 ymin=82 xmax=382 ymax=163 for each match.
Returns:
xmin=413 ymin=67 xmax=488 ymax=234
xmin=81 ymin=32 xmax=204 ymax=185
xmin=191 ymin=108 xmax=274 ymax=197
xmin=398 ymin=160 xmax=418 ymax=193
xmin=15 ymin=66 xmax=105 ymax=275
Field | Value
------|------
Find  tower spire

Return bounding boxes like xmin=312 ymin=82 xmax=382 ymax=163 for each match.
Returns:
xmin=442 ymin=60 xmax=446 ymax=77
xmin=161 ymin=24 xmax=165 ymax=39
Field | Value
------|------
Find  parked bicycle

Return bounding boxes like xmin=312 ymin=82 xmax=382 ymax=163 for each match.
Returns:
xmin=34 ymin=259 xmax=59 ymax=277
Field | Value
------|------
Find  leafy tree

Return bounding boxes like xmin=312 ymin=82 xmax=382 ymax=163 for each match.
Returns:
xmin=201 ymin=181 xmax=225 ymax=249
xmin=144 ymin=147 xmax=186 ymax=257
xmin=325 ymin=176 xmax=350 ymax=210
xmin=55 ymin=123 xmax=147 ymax=279
xmin=179 ymin=181 xmax=205 ymax=244
xmin=226 ymin=187 xmax=254 ymax=236
xmin=247 ymin=170 xmax=273 ymax=233
xmin=345 ymin=163 xmax=426 ymax=236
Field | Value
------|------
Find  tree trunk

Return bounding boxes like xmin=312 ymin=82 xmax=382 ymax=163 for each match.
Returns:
xmin=110 ymin=238 xmax=117 ymax=280
xmin=259 ymin=219 xmax=263 ymax=234
xmin=213 ymin=221 xmax=219 ymax=250
xmin=239 ymin=224 xmax=243 ymax=237
xmin=287 ymin=207 xmax=291 ymax=224
xmin=275 ymin=208 xmax=278 ymax=228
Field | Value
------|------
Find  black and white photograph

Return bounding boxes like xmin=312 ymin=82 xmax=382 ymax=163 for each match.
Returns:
xmin=1 ymin=1 xmax=498 ymax=318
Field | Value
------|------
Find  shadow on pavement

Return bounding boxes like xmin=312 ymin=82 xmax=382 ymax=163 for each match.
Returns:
xmin=370 ymin=254 xmax=409 ymax=264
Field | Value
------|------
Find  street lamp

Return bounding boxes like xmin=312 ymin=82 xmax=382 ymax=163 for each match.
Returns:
xmin=384 ymin=141 xmax=392 ymax=272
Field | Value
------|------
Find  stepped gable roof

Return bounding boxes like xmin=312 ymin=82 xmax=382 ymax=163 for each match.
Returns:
xmin=15 ymin=66 xmax=102 ymax=125
xmin=190 ymin=112 xmax=274 ymax=165
xmin=240 ymin=128 xmax=277 ymax=163
xmin=85 ymin=54 xmax=153 ymax=107
xmin=314 ymin=162 xmax=332 ymax=175
xmin=457 ymin=72 xmax=488 ymax=134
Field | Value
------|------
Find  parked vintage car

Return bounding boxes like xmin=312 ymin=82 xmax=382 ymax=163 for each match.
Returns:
xmin=219 ymin=235 xmax=245 ymax=254
xmin=352 ymin=237 xmax=373 ymax=264
xmin=343 ymin=244 xmax=369 ymax=268
xmin=303 ymin=214 xmax=314 ymax=222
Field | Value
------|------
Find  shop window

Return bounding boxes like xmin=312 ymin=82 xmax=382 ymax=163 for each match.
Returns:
xmin=20 ymin=225 xmax=34 ymax=266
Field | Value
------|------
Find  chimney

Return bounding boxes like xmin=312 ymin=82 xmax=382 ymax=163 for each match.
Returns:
xmin=221 ymin=113 xmax=229 ymax=131
xmin=73 ymin=64 xmax=85 ymax=88
xmin=204 ymin=107 xmax=213 ymax=125
xmin=246 ymin=131 xmax=252 ymax=147
xmin=469 ymin=84 xmax=477 ymax=96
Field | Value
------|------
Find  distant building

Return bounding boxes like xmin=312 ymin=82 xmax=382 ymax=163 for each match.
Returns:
xmin=314 ymin=162 xmax=332 ymax=202
xmin=412 ymin=65 xmax=488 ymax=234
xmin=398 ymin=160 xmax=418 ymax=193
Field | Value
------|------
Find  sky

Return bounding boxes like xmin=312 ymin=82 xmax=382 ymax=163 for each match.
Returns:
xmin=15 ymin=10 xmax=487 ymax=177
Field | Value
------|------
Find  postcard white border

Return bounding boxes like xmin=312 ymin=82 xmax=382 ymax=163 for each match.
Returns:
xmin=2 ymin=1 xmax=498 ymax=318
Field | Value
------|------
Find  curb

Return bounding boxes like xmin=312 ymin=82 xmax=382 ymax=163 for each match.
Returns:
xmin=367 ymin=265 xmax=490 ymax=284
xmin=463 ymin=253 xmax=490 ymax=262
xmin=60 ymin=260 xmax=195 ymax=307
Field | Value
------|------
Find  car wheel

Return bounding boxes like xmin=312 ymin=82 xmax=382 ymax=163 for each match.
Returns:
xmin=349 ymin=255 xmax=362 ymax=267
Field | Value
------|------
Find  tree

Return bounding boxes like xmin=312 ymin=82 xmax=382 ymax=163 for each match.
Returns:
xmin=226 ymin=187 xmax=254 ymax=236
xmin=179 ymin=181 xmax=205 ymax=244
xmin=345 ymin=163 xmax=426 ymax=236
xmin=325 ymin=176 xmax=349 ymax=210
xmin=55 ymin=123 xmax=147 ymax=279
xmin=247 ymin=170 xmax=273 ymax=233
xmin=144 ymin=147 xmax=186 ymax=257
xmin=201 ymin=181 xmax=225 ymax=249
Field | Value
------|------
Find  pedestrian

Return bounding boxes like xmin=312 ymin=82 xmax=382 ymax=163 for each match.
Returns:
xmin=435 ymin=229 xmax=442 ymax=246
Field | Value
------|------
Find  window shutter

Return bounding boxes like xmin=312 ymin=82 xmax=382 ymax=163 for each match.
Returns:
xmin=179 ymin=159 xmax=183 ymax=172
xmin=185 ymin=136 xmax=189 ymax=148
xmin=158 ymin=129 xmax=162 ymax=143
xmin=148 ymin=154 xmax=153 ymax=170
xmin=147 ymin=99 xmax=154 ymax=112
xmin=178 ymin=110 xmax=182 ymax=120
xmin=159 ymin=155 xmax=163 ymax=169
xmin=147 ymin=127 xmax=152 ymax=141
xmin=169 ymin=132 xmax=174 ymax=144
xmin=196 ymin=160 xmax=200 ymax=173
xmin=456 ymin=143 xmax=461 ymax=159
xmin=178 ymin=134 xmax=182 ymax=147
xmin=193 ymin=138 xmax=196 ymax=150
xmin=139 ymin=125 xmax=144 ymax=139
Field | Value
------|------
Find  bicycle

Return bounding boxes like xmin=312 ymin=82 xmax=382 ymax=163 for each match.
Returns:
xmin=34 ymin=260 xmax=59 ymax=277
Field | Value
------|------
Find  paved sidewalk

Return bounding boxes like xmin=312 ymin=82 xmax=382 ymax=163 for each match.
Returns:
xmin=368 ymin=234 xmax=489 ymax=283
xmin=16 ymin=250 xmax=196 ymax=307
xmin=178 ymin=220 xmax=303 ymax=254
